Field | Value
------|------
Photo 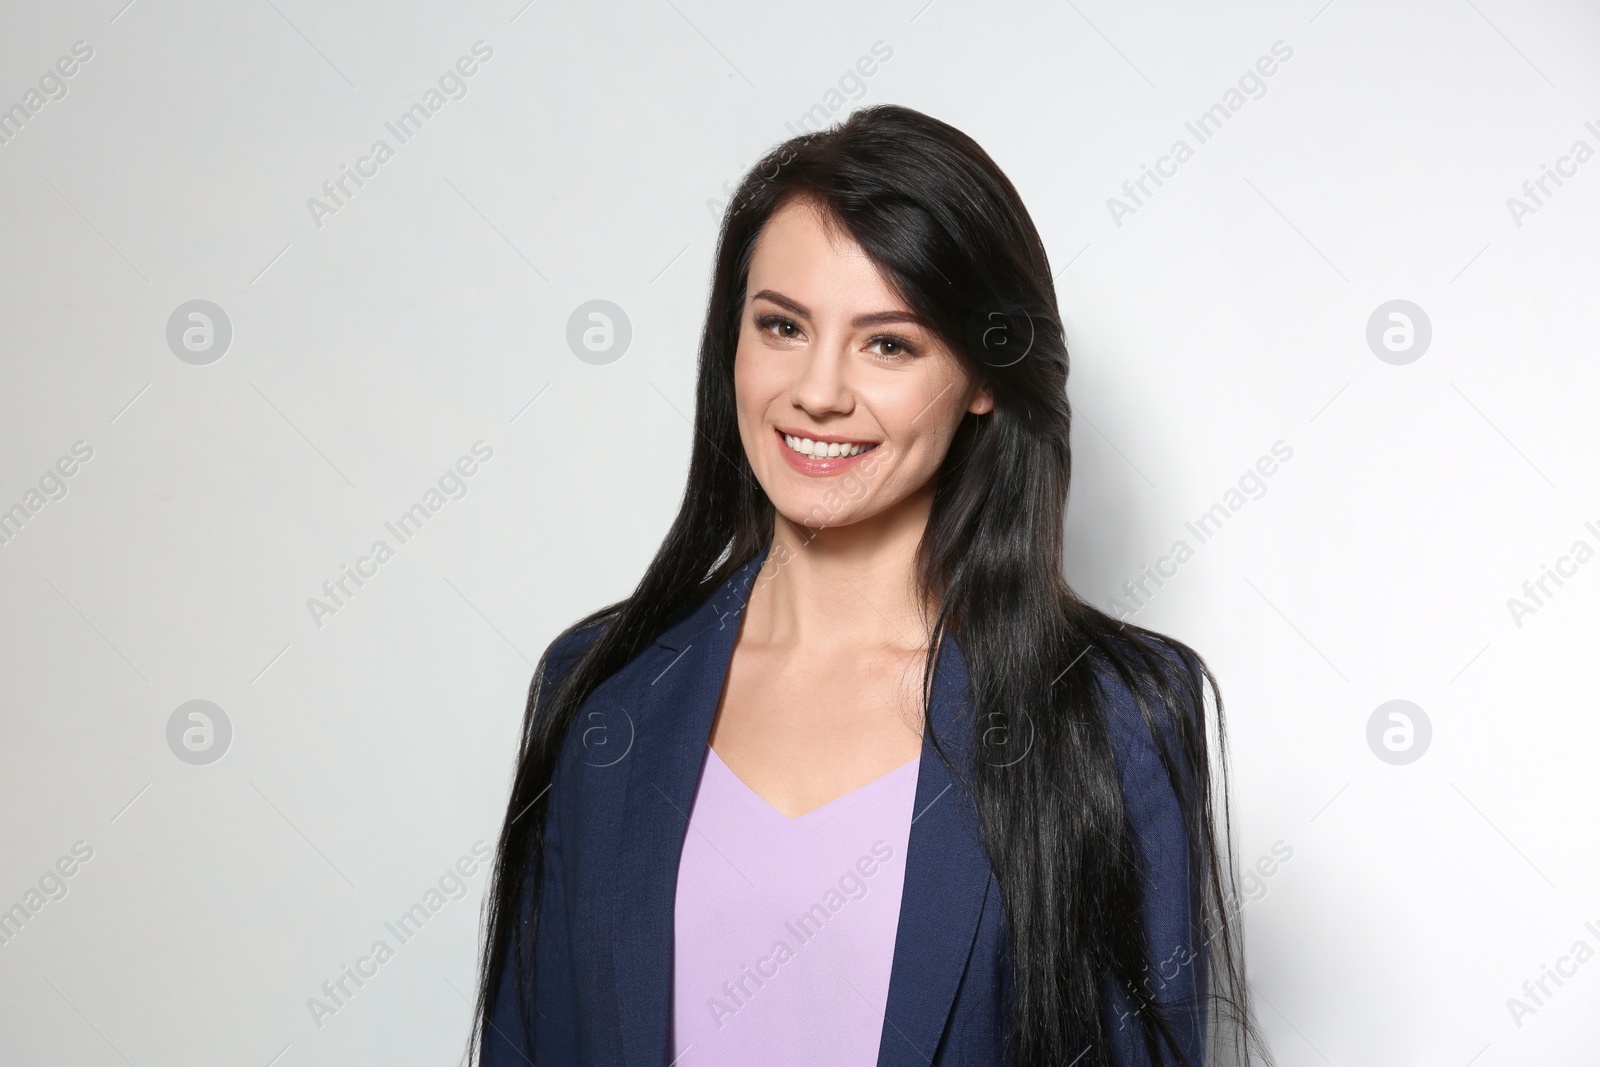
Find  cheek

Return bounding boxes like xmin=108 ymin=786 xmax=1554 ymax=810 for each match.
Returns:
xmin=733 ymin=345 xmax=780 ymax=439
xmin=735 ymin=337 xmax=795 ymax=403
xmin=732 ymin=340 xmax=754 ymax=395
xmin=872 ymin=368 xmax=970 ymax=457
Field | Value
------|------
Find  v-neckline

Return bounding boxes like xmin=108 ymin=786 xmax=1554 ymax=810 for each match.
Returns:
xmin=608 ymin=547 xmax=998 ymax=1067
xmin=705 ymin=745 xmax=920 ymax=822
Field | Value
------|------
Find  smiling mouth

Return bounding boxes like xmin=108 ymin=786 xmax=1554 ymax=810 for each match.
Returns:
xmin=778 ymin=430 xmax=879 ymax=459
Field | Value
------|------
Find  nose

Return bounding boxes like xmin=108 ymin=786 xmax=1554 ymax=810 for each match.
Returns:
xmin=789 ymin=336 xmax=855 ymax=418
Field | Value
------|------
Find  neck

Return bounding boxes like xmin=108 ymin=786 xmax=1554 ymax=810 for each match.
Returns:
xmin=746 ymin=484 xmax=936 ymax=653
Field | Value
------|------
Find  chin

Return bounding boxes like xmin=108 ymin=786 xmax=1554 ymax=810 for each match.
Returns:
xmin=767 ymin=490 xmax=867 ymax=531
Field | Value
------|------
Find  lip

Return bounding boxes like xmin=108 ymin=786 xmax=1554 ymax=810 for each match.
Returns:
xmin=773 ymin=427 xmax=879 ymax=477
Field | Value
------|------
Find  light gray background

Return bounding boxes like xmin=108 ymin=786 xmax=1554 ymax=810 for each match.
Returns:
xmin=2 ymin=1 xmax=1598 ymax=1064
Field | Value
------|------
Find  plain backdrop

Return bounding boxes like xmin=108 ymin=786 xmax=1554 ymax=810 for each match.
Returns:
xmin=1 ymin=1 xmax=1598 ymax=1064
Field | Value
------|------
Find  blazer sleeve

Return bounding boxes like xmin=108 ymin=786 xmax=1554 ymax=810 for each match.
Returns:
xmin=1098 ymin=642 xmax=1209 ymax=1067
xmin=479 ymin=623 xmax=602 ymax=1066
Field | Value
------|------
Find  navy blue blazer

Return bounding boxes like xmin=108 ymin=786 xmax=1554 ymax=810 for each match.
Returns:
xmin=482 ymin=547 xmax=1204 ymax=1066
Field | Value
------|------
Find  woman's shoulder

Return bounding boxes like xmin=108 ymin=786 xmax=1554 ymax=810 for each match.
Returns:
xmin=543 ymin=614 xmax=611 ymax=670
xmin=1085 ymin=629 xmax=1204 ymax=738
xmin=1081 ymin=628 xmax=1208 ymax=815
xmin=530 ymin=614 xmax=615 ymax=710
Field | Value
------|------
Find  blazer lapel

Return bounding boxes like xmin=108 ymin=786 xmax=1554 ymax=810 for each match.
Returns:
xmin=607 ymin=546 xmax=995 ymax=1067
xmin=875 ymin=634 xmax=995 ymax=1067
xmin=610 ymin=547 xmax=770 ymax=1067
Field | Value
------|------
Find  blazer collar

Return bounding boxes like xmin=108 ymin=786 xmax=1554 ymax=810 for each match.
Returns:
xmin=608 ymin=545 xmax=996 ymax=1067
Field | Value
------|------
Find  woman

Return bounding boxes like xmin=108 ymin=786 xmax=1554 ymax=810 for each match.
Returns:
xmin=473 ymin=105 xmax=1267 ymax=1067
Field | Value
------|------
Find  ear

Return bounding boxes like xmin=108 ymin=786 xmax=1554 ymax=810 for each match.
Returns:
xmin=966 ymin=382 xmax=995 ymax=416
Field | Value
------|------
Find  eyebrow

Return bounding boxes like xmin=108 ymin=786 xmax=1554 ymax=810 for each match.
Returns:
xmin=749 ymin=289 xmax=926 ymax=330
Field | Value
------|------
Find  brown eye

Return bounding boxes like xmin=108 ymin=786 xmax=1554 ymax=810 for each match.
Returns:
xmin=756 ymin=313 xmax=802 ymax=340
xmin=867 ymin=334 xmax=918 ymax=361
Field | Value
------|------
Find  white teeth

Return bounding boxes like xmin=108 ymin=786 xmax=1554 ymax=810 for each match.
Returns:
xmin=782 ymin=433 xmax=872 ymax=459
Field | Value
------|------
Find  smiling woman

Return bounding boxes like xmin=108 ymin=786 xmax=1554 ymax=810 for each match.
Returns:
xmin=736 ymin=202 xmax=992 ymax=510
xmin=474 ymin=105 xmax=1271 ymax=1067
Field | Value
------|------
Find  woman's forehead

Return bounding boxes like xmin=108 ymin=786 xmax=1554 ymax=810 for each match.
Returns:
xmin=746 ymin=202 xmax=905 ymax=317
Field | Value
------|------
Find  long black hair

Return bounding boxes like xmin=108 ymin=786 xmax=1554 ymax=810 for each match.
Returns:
xmin=473 ymin=104 xmax=1269 ymax=1067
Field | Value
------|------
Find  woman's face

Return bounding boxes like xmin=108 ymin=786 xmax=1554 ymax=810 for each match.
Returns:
xmin=733 ymin=197 xmax=992 ymax=531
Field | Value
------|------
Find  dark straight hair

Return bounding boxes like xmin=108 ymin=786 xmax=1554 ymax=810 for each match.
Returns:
xmin=473 ymin=104 xmax=1269 ymax=1067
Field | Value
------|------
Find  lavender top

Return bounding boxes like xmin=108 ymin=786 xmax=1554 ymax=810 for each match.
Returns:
xmin=671 ymin=744 xmax=921 ymax=1066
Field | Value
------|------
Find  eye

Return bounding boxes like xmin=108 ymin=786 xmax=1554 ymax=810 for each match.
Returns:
xmin=866 ymin=334 xmax=919 ymax=362
xmin=755 ymin=313 xmax=803 ymax=341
